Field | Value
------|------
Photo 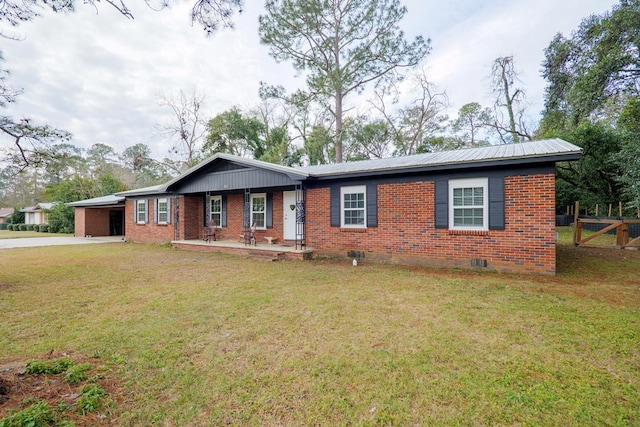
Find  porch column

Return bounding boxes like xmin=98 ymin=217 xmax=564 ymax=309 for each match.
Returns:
xmin=295 ymin=183 xmax=306 ymax=250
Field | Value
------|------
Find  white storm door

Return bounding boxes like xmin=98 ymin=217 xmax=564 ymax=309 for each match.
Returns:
xmin=283 ymin=191 xmax=297 ymax=240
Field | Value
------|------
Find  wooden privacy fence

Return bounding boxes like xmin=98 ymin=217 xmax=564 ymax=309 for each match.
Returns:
xmin=573 ymin=202 xmax=640 ymax=249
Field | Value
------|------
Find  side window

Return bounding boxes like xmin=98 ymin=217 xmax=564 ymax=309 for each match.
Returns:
xmin=448 ymin=178 xmax=488 ymax=230
xmin=210 ymin=196 xmax=222 ymax=227
xmin=251 ymin=193 xmax=266 ymax=229
xmin=136 ymin=199 xmax=147 ymax=224
xmin=157 ymin=198 xmax=168 ymax=224
xmin=341 ymin=185 xmax=366 ymax=228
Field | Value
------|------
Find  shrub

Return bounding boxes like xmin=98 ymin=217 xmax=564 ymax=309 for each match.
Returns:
xmin=38 ymin=224 xmax=49 ymax=233
xmin=18 ymin=224 xmax=27 ymax=231
xmin=25 ymin=224 xmax=35 ymax=231
xmin=47 ymin=204 xmax=74 ymax=234
xmin=7 ymin=208 xmax=23 ymax=225
xmin=77 ymin=384 xmax=108 ymax=415
xmin=25 ymin=358 xmax=73 ymax=375
xmin=64 ymin=363 xmax=93 ymax=385
xmin=0 ymin=223 xmax=7 ymax=230
xmin=0 ymin=399 xmax=56 ymax=427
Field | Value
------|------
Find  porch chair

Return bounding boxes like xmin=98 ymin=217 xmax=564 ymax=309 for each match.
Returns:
xmin=203 ymin=225 xmax=219 ymax=243
xmin=243 ymin=221 xmax=257 ymax=246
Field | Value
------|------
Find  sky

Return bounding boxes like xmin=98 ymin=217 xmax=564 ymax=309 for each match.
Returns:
xmin=0 ymin=0 xmax=619 ymax=160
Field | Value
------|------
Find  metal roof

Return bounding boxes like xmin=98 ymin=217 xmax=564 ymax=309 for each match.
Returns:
xmin=66 ymin=194 xmax=125 ymax=207
xmin=115 ymin=185 xmax=164 ymax=197
xmin=299 ymin=138 xmax=581 ymax=176
xmin=20 ymin=202 xmax=58 ymax=212
xmin=96 ymin=138 xmax=580 ymax=200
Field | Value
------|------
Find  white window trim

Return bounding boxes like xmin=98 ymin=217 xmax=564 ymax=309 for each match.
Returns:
xmin=250 ymin=193 xmax=267 ymax=230
xmin=341 ymin=185 xmax=367 ymax=228
xmin=157 ymin=198 xmax=169 ymax=224
xmin=136 ymin=199 xmax=147 ymax=224
xmin=448 ymin=177 xmax=488 ymax=231
xmin=210 ymin=195 xmax=222 ymax=228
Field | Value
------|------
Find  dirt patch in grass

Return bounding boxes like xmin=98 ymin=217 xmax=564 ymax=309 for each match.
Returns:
xmin=0 ymin=351 xmax=122 ymax=426
xmin=0 ymin=283 xmax=14 ymax=291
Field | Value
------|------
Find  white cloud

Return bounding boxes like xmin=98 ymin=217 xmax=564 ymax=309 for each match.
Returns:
xmin=0 ymin=0 xmax=620 ymax=160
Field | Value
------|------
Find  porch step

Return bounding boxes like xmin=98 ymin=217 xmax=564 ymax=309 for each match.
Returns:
xmin=247 ymin=250 xmax=286 ymax=261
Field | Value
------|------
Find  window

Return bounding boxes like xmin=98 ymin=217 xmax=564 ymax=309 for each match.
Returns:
xmin=341 ymin=185 xmax=366 ymax=228
xmin=210 ymin=196 xmax=222 ymax=227
xmin=157 ymin=198 xmax=168 ymax=224
xmin=449 ymin=178 xmax=488 ymax=230
xmin=136 ymin=199 xmax=147 ymax=224
xmin=251 ymin=193 xmax=266 ymax=229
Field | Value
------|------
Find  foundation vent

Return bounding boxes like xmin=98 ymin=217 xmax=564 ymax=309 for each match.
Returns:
xmin=347 ymin=251 xmax=366 ymax=259
xmin=471 ymin=259 xmax=488 ymax=268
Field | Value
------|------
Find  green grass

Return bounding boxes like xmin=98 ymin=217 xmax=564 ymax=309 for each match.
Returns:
xmin=0 ymin=230 xmax=72 ymax=239
xmin=1 ymin=229 xmax=639 ymax=425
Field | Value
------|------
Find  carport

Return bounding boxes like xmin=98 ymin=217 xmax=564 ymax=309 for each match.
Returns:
xmin=67 ymin=195 xmax=125 ymax=237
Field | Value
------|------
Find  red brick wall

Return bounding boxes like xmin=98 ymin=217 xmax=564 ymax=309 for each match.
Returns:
xmin=208 ymin=193 xmax=285 ymax=243
xmin=85 ymin=208 xmax=114 ymax=236
xmin=125 ymin=199 xmax=175 ymax=243
xmin=179 ymin=195 xmax=203 ymax=240
xmin=74 ymin=207 xmax=123 ymax=237
xmin=74 ymin=207 xmax=86 ymax=237
xmin=305 ymin=173 xmax=556 ymax=275
xmin=121 ymin=173 xmax=556 ymax=274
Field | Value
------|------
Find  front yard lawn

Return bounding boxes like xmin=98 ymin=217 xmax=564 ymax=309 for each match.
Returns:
xmin=0 ymin=230 xmax=73 ymax=239
xmin=1 ymin=235 xmax=638 ymax=425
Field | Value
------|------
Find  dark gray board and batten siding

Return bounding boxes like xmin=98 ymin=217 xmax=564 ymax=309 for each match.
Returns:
xmin=172 ymin=167 xmax=302 ymax=194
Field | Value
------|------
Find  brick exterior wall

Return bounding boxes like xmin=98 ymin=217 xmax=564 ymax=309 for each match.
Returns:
xmin=123 ymin=172 xmax=556 ymax=274
xmin=178 ymin=193 xmax=286 ymax=244
xmin=74 ymin=207 xmax=86 ymax=237
xmin=305 ymin=173 xmax=556 ymax=275
xmin=83 ymin=208 xmax=112 ymax=237
xmin=75 ymin=207 xmax=125 ymax=237
xmin=178 ymin=195 xmax=203 ymax=241
xmin=125 ymin=199 xmax=175 ymax=243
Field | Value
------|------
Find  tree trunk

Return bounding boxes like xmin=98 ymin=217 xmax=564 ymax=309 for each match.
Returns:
xmin=335 ymin=91 xmax=343 ymax=163
xmin=501 ymin=72 xmax=519 ymax=143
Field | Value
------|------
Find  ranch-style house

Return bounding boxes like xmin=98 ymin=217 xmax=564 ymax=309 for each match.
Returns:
xmin=70 ymin=138 xmax=581 ymax=275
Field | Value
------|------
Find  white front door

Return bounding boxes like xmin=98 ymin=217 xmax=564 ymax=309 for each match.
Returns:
xmin=283 ymin=191 xmax=297 ymax=240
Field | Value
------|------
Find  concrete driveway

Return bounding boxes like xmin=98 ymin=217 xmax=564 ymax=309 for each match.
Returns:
xmin=0 ymin=236 xmax=124 ymax=249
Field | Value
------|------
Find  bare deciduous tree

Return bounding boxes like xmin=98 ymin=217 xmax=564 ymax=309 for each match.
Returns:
xmin=489 ymin=56 xmax=532 ymax=143
xmin=370 ymin=68 xmax=449 ymax=155
xmin=157 ymin=89 xmax=207 ymax=172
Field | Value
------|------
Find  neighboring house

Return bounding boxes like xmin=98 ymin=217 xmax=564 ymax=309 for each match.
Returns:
xmin=69 ymin=139 xmax=581 ymax=275
xmin=20 ymin=202 xmax=58 ymax=225
xmin=0 ymin=208 xmax=13 ymax=224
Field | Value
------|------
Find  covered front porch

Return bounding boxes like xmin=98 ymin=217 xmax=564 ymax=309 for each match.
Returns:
xmin=171 ymin=238 xmax=313 ymax=261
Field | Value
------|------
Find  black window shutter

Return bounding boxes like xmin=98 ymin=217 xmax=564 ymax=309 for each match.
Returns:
xmin=266 ymin=193 xmax=273 ymax=228
xmin=203 ymin=194 xmax=207 ymax=227
xmin=154 ymin=198 xmax=158 ymax=224
xmin=330 ymin=186 xmax=340 ymax=227
xmin=488 ymin=176 xmax=505 ymax=230
xmin=434 ymin=179 xmax=448 ymax=229
xmin=222 ymin=195 xmax=227 ymax=227
xmin=366 ymin=184 xmax=377 ymax=228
